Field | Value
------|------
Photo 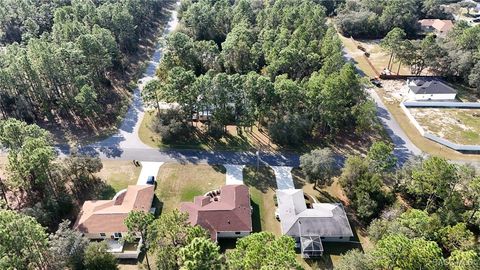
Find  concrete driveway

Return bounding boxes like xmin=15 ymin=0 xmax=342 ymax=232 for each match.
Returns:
xmin=224 ymin=165 xmax=245 ymax=185
xmin=271 ymin=166 xmax=295 ymax=190
xmin=137 ymin=162 xmax=164 ymax=185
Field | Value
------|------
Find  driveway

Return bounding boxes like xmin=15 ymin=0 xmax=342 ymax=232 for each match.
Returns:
xmin=271 ymin=166 xmax=295 ymax=190
xmin=137 ymin=162 xmax=164 ymax=185
xmin=224 ymin=165 xmax=245 ymax=185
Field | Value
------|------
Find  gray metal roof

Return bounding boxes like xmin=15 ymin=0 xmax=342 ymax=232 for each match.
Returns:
xmin=409 ymin=80 xmax=457 ymax=95
xmin=276 ymin=189 xmax=354 ymax=238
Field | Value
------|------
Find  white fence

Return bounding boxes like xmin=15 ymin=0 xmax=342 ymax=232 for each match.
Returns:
xmin=403 ymin=101 xmax=480 ymax=108
xmin=401 ymin=102 xmax=480 ymax=152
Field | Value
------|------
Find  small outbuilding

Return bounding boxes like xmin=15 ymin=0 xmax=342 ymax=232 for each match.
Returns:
xmin=407 ymin=79 xmax=457 ymax=101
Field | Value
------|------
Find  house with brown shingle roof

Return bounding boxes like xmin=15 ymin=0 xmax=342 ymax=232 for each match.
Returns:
xmin=419 ymin=19 xmax=454 ymax=37
xmin=74 ymin=185 xmax=155 ymax=258
xmin=180 ymin=184 xmax=252 ymax=241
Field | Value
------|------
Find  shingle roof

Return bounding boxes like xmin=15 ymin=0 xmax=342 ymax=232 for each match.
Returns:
xmin=74 ymin=185 xmax=155 ymax=234
xmin=409 ymin=80 xmax=457 ymax=95
xmin=419 ymin=19 xmax=454 ymax=33
xmin=180 ymin=185 xmax=252 ymax=241
xmin=276 ymin=189 xmax=353 ymax=238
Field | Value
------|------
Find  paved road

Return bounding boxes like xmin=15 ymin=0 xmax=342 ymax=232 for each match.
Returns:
xmin=367 ymin=89 xmax=423 ymax=164
xmin=80 ymin=2 xmax=180 ymax=154
xmin=57 ymin=145 xmax=301 ymax=166
xmin=343 ymin=47 xmax=422 ymax=165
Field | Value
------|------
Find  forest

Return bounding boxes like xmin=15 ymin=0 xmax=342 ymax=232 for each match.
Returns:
xmin=0 ymin=0 xmax=167 ymax=125
xmin=299 ymin=142 xmax=480 ymax=269
xmin=336 ymin=0 xmax=480 ymax=92
xmin=335 ymin=0 xmax=455 ymax=38
xmin=143 ymin=0 xmax=378 ymax=146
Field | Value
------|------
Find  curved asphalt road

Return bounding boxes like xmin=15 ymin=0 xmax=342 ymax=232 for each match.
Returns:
xmin=367 ymin=89 xmax=423 ymax=164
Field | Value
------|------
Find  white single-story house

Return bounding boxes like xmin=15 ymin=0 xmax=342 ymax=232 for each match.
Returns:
xmin=407 ymin=79 xmax=457 ymax=101
xmin=276 ymin=189 xmax=354 ymax=258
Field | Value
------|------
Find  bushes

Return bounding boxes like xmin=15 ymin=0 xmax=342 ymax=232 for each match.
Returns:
xmin=151 ymin=109 xmax=192 ymax=144
xmin=335 ymin=10 xmax=382 ymax=38
xmin=267 ymin=113 xmax=312 ymax=147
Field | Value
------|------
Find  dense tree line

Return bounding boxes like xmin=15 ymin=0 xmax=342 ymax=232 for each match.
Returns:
xmin=0 ymin=207 xmax=300 ymax=269
xmin=0 ymin=0 xmax=67 ymax=45
xmin=335 ymin=0 xmax=453 ymax=38
xmin=333 ymin=149 xmax=480 ymax=269
xmin=0 ymin=0 xmax=167 ymax=123
xmin=0 ymin=119 xmax=110 ymax=230
xmin=145 ymin=0 xmax=377 ymax=146
xmin=380 ymin=24 xmax=480 ymax=91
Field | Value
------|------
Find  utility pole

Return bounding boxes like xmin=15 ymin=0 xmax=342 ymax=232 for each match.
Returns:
xmin=256 ymin=149 xmax=260 ymax=173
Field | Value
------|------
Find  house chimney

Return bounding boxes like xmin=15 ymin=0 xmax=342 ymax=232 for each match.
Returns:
xmin=194 ymin=196 xmax=211 ymax=206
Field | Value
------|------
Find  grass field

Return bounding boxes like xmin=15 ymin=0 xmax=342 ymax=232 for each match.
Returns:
xmin=243 ymin=166 xmax=280 ymax=235
xmin=94 ymin=160 xmax=141 ymax=199
xmin=155 ymin=163 xmax=226 ymax=214
xmin=410 ymin=108 xmax=480 ymax=145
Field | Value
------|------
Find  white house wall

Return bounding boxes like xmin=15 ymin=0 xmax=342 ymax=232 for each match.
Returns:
xmin=321 ymin=236 xmax=352 ymax=243
xmin=413 ymin=93 xmax=456 ymax=101
xmin=217 ymin=231 xmax=250 ymax=238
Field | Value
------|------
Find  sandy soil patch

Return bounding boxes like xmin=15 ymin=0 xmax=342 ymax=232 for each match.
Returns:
xmin=381 ymin=80 xmax=411 ymax=103
xmin=410 ymin=108 xmax=480 ymax=145
xmin=0 ymin=156 xmax=7 ymax=179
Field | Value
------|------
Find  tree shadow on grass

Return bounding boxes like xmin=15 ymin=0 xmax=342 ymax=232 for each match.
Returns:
xmin=250 ymin=199 xmax=262 ymax=232
xmin=316 ymin=190 xmax=340 ymax=203
xmin=291 ymin=168 xmax=307 ymax=189
xmin=211 ymin=164 xmax=226 ymax=174
xmin=99 ymin=184 xmax=116 ymax=200
xmin=304 ymin=256 xmax=334 ymax=270
xmin=243 ymin=166 xmax=276 ymax=193
xmin=152 ymin=195 xmax=163 ymax=217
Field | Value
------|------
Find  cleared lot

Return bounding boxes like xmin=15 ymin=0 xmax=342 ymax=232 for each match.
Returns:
xmin=410 ymin=108 xmax=480 ymax=145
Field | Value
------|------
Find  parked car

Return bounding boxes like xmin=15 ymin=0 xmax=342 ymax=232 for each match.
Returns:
xmin=146 ymin=176 xmax=155 ymax=185
xmin=370 ymin=77 xmax=382 ymax=88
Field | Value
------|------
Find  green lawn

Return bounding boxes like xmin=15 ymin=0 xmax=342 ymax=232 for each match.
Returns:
xmin=243 ymin=166 xmax=281 ymax=235
xmin=95 ymin=160 xmax=141 ymax=199
xmin=155 ymin=163 xmax=226 ymax=214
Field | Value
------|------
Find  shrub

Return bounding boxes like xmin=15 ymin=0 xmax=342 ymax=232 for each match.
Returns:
xmin=267 ymin=113 xmax=311 ymax=146
xmin=151 ymin=109 xmax=192 ymax=143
